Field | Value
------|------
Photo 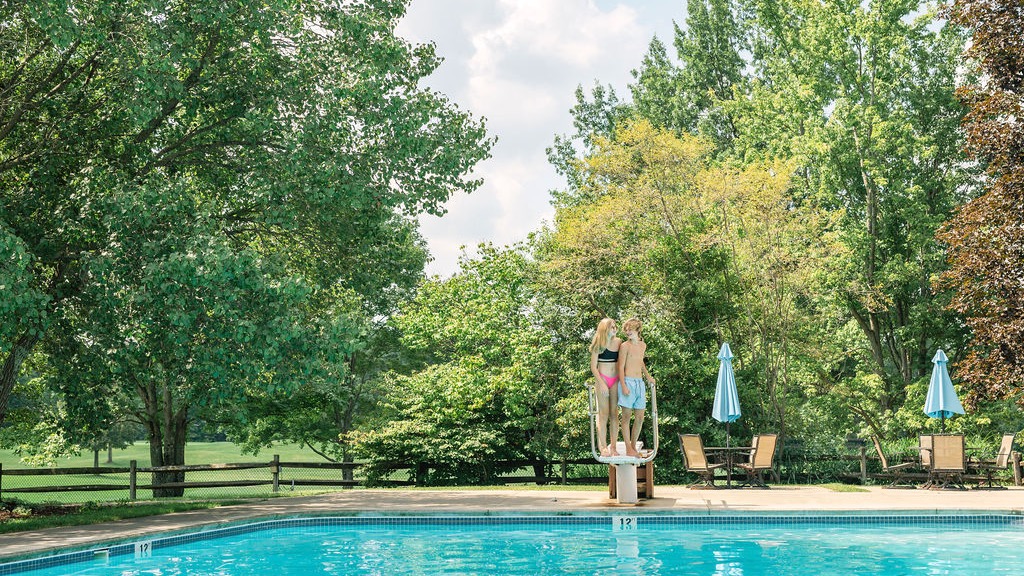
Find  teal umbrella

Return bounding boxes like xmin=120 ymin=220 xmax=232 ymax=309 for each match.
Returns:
xmin=713 ymin=342 xmax=742 ymax=447
xmin=924 ymin=349 xmax=965 ymax=432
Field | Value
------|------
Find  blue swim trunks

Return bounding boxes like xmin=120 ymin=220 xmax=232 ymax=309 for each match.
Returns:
xmin=618 ymin=377 xmax=646 ymax=410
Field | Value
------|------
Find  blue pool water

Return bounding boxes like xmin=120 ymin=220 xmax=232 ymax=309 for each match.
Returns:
xmin=6 ymin=515 xmax=1024 ymax=575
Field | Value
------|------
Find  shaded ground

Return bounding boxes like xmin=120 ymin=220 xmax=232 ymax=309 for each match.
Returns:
xmin=0 ymin=501 xmax=78 ymax=522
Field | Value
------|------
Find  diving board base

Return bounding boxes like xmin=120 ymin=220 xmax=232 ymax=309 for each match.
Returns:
xmin=605 ymin=442 xmax=653 ymax=503
xmin=614 ymin=463 xmax=639 ymax=504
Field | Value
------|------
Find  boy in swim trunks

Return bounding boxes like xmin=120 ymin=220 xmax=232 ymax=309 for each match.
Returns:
xmin=617 ymin=318 xmax=655 ymax=458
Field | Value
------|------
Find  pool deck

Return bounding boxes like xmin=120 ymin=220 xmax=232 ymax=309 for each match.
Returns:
xmin=2 ymin=485 xmax=1024 ymax=560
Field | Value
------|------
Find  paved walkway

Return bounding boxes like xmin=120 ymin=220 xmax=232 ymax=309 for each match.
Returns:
xmin=2 ymin=486 xmax=1024 ymax=561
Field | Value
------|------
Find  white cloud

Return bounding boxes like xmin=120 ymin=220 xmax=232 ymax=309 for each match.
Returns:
xmin=398 ymin=1 xmax=682 ymax=277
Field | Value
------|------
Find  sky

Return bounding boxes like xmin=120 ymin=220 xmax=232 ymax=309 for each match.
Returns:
xmin=396 ymin=0 xmax=684 ymax=277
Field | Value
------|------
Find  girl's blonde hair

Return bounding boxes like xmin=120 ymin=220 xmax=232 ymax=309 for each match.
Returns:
xmin=589 ymin=318 xmax=617 ymax=353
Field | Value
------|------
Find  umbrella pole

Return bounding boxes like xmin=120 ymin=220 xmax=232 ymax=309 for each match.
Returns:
xmin=725 ymin=421 xmax=732 ymax=488
xmin=941 ymin=413 xmax=946 ymax=433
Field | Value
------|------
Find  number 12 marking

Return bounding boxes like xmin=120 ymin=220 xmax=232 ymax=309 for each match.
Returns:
xmin=613 ymin=515 xmax=637 ymax=531
xmin=134 ymin=541 xmax=152 ymax=558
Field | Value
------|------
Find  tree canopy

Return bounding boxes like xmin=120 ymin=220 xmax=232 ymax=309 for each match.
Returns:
xmin=0 ymin=0 xmax=492 ymax=478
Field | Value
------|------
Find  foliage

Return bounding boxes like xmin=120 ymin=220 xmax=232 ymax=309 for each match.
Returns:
xmin=717 ymin=0 xmax=976 ymax=434
xmin=536 ymin=0 xmax=990 ymax=477
xmin=697 ymin=159 xmax=843 ymax=441
xmin=936 ymin=0 xmax=1024 ymax=407
xmin=0 ymin=0 xmax=492 ymax=488
xmin=354 ymin=245 xmax=572 ymax=485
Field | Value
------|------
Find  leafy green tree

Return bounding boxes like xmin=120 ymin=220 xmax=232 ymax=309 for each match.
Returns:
xmin=355 ymin=245 xmax=571 ymax=484
xmin=547 ymin=82 xmax=631 ymax=204
xmin=629 ymin=0 xmax=745 ymax=149
xmin=0 ymin=0 xmax=492 ymax=491
xmin=537 ymin=120 xmax=743 ymax=477
xmin=630 ymin=36 xmax=685 ymax=132
xmin=697 ymin=160 xmax=842 ymax=441
xmin=733 ymin=0 xmax=973 ymax=432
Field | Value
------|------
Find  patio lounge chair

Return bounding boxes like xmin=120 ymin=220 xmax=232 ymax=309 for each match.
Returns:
xmin=735 ymin=433 xmax=777 ymax=489
xmin=918 ymin=434 xmax=934 ymax=488
xmin=679 ymin=434 xmax=725 ymax=489
xmin=971 ymin=433 xmax=1015 ymax=489
xmin=871 ymin=436 xmax=915 ymax=488
xmin=928 ymin=434 xmax=967 ymax=490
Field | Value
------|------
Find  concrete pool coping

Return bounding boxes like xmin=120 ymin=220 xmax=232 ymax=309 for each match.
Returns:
xmin=2 ymin=485 xmax=1024 ymax=561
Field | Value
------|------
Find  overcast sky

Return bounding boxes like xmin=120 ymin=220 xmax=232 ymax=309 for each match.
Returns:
xmin=396 ymin=0 xmax=683 ymax=277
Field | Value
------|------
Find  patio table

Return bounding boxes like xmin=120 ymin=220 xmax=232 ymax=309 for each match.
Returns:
xmin=706 ymin=446 xmax=752 ymax=488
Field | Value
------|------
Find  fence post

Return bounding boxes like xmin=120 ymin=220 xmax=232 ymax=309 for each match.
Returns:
xmin=859 ymin=447 xmax=867 ymax=484
xmin=272 ymin=455 xmax=280 ymax=493
xmin=560 ymin=459 xmax=567 ymax=485
xmin=129 ymin=460 xmax=137 ymax=501
xmin=1 ymin=462 xmax=3 ymax=500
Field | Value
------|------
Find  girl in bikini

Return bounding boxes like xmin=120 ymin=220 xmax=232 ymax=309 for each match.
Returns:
xmin=589 ymin=318 xmax=622 ymax=457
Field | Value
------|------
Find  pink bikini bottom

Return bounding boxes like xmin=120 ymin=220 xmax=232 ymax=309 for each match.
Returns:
xmin=600 ymin=374 xmax=618 ymax=389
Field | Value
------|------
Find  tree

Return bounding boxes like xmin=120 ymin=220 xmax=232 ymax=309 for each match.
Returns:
xmin=936 ymin=0 xmax=1024 ymax=405
xmin=630 ymin=36 xmax=686 ymax=132
xmin=355 ymin=245 xmax=570 ymax=484
xmin=537 ymin=120 xmax=754 ymax=477
xmin=698 ymin=160 xmax=841 ymax=440
xmin=547 ymin=82 xmax=631 ymax=203
xmin=0 ymin=0 xmax=492 ymax=491
xmin=734 ymin=0 xmax=972 ymax=424
xmin=628 ymin=0 xmax=745 ymax=148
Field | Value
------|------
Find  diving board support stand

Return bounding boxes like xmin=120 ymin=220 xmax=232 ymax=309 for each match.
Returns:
xmin=606 ymin=442 xmax=647 ymax=504
xmin=615 ymin=461 xmax=639 ymax=504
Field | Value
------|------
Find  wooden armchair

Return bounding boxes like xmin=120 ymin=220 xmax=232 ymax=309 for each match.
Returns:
xmin=679 ymin=434 xmax=725 ymax=489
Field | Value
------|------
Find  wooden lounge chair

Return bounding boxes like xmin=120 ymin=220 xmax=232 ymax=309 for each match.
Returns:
xmin=735 ymin=433 xmax=777 ymax=489
xmin=871 ymin=436 xmax=915 ymax=488
xmin=971 ymin=433 xmax=1015 ymax=489
xmin=928 ymin=434 xmax=967 ymax=490
xmin=679 ymin=434 xmax=725 ymax=489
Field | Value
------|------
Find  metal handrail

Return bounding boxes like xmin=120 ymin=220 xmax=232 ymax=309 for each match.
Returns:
xmin=587 ymin=381 xmax=659 ymax=465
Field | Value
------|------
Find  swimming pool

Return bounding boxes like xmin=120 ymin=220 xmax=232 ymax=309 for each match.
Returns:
xmin=4 ymin=514 xmax=1024 ymax=575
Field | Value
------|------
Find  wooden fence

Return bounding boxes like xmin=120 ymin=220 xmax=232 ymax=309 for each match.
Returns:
xmin=0 ymin=457 xmax=607 ymax=501
xmin=1 ymin=450 xmax=1020 ymax=502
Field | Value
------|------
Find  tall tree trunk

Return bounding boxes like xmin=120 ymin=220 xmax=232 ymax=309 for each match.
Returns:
xmin=140 ymin=377 xmax=189 ymax=497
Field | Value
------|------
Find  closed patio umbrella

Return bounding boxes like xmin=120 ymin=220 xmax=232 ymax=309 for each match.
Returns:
xmin=924 ymin=349 xmax=964 ymax=432
xmin=713 ymin=342 xmax=742 ymax=447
